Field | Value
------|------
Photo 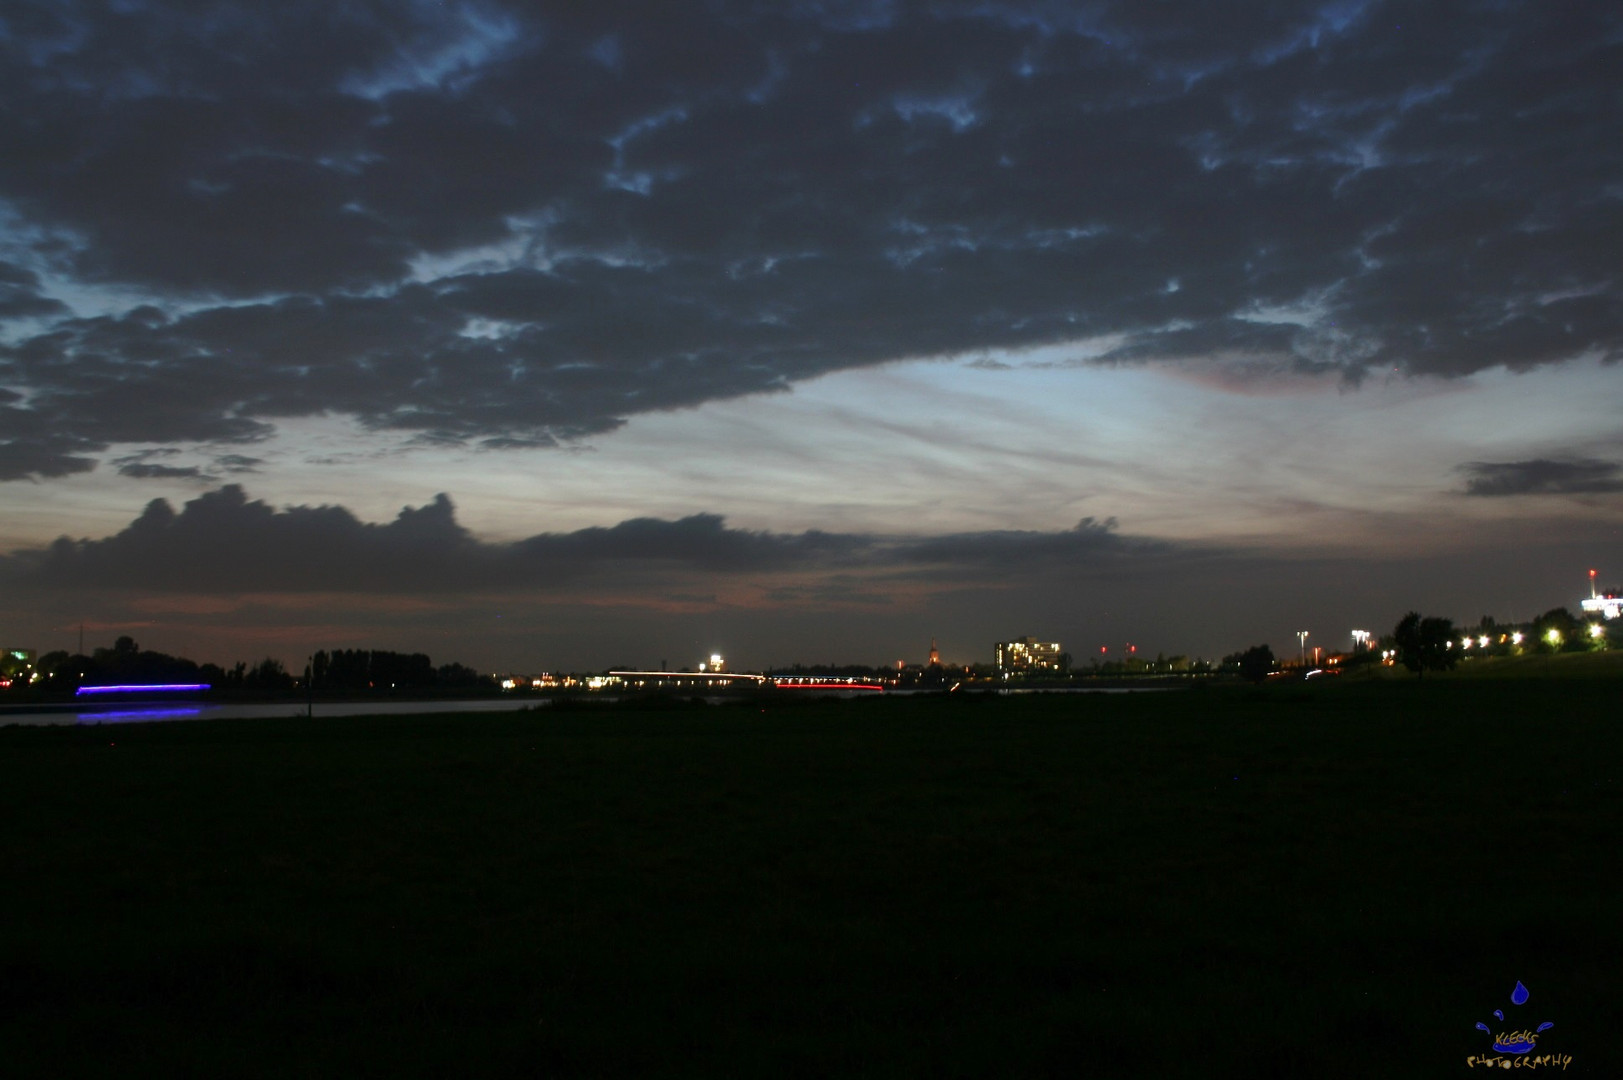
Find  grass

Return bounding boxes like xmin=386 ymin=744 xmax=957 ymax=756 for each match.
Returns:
xmin=1438 ymin=647 xmax=1623 ymax=679
xmin=2 ymin=679 xmax=1620 ymax=1077
xmin=1327 ymin=645 xmax=1623 ymax=681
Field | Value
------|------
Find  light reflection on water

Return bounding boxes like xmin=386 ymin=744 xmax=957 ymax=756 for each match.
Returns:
xmin=3 ymin=699 xmax=540 ymax=727
xmin=4 ymin=686 xmax=1174 ymax=726
xmin=82 ymin=708 xmax=205 ymax=722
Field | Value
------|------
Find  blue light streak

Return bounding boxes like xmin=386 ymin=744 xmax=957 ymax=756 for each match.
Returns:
xmin=75 ymin=683 xmax=211 ymax=695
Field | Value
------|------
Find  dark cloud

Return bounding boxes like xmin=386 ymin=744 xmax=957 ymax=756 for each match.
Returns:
xmin=110 ymin=448 xmax=215 ymax=480
xmin=508 ymin=513 xmax=869 ymax=572
xmin=0 ymin=485 xmax=1171 ymax=595
xmin=892 ymin=516 xmax=1147 ymax=568
xmin=0 ymin=484 xmax=865 ymax=593
xmin=1459 ymin=458 xmax=1623 ymax=497
xmin=0 ymin=433 xmax=97 ymax=481
xmin=1 ymin=1 xmax=1619 ymax=477
xmin=0 ymin=378 xmax=103 ymax=478
xmin=0 ymin=260 xmax=67 ymax=320
xmin=117 ymin=462 xmax=213 ymax=480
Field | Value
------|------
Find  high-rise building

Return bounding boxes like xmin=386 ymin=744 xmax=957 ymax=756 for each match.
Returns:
xmin=995 ymin=636 xmax=1063 ymax=674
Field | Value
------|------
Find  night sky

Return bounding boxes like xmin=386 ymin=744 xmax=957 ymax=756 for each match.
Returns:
xmin=2 ymin=1 xmax=1620 ymax=671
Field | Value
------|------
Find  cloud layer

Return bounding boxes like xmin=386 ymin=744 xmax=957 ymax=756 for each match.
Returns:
xmin=0 ymin=484 xmax=1147 ymax=595
xmin=1460 ymin=458 xmax=1623 ymax=497
xmin=2 ymin=1 xmax=1620 ymax=479
xmin=5 ymin=483 xmax=1613 ymax=673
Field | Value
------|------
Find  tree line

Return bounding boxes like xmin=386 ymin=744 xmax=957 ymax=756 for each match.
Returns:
xmin=25 ymin=637 xmax=493 ymax=696
xmin=1388 ymin=605 xmax=1614 ymax=676
xmin=1223 ymin=603 xmax=1615 ymax=682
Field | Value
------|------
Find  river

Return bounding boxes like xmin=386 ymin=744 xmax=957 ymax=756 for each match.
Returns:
xmin=2 ymin=684 xmax=1177 ymax=727
xmin=1 ymin=698 xmax=539 ymax=727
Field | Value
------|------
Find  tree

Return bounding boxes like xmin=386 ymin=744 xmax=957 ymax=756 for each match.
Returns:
xmin=240 ymin=658 xmax=293 ymax=693
xmin=437 ymin=662 xmax=486 ymax=687
xmin=1392 ymin=612 xmax=1458 ymax=676
xmin=1531 ymin=607 xmax=1584 ymax=652
xmin=1236 ymin=644 xmax=1275 ymax=684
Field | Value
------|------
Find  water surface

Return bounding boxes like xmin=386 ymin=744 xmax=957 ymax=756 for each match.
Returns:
xmin=2 ymin=699 xmax=536 ymax=727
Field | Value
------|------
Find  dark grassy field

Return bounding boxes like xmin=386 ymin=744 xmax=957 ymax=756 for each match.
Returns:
xmin=3 ymin=680 xmax=1619 ymax=1077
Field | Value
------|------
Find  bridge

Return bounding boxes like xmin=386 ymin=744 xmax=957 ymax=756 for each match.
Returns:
xmin=609 ymin=671 xmax=883 ymax=692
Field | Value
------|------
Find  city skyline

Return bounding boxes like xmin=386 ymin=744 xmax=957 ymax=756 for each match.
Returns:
xmin=2 ymin=2 xmax=1620 ymax=670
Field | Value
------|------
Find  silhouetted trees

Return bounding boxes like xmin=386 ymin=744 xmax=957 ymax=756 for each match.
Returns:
xmin=34 ymin=651 xmax=85 ymax=692
xmin=1392 ymin=612 xmax=1458 ymax=676
xmin=436 ymin=662 xmax=485 ymax=687
xmin=244 ymin=657 xmax=294 ymax=692
xmin=311 ymin=649 xmax=439 ymax=690
xmin=34 ymin=638 xmax=206 ymax=690
xmin=1530 ymin=607 xmax=1586 ymax=652
xmin=1230 ymin=644 xmax=1276 ymax=683
xmin=20 ymin=640 xmax=488 ymax=697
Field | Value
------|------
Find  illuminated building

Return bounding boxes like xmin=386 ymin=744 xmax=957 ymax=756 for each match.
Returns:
xmin=928 ymin=638 xmax=941 ymax=666
xmin=1579 ymin=596 xmax=1619 ymax=620
xmin=995 ymin=636 xmax=1063 ymax=674
xmin=1580 ymin=570 xmax=1620 ymax=620
xmin=0 ymin=648 xmax=36 ymax=684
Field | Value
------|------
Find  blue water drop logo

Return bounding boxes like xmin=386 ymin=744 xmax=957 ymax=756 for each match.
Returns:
xmin=1476 ymin=981 xmax=1554 ymax=1055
